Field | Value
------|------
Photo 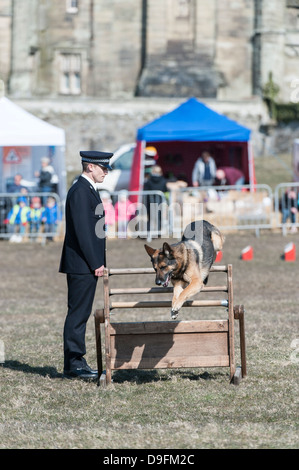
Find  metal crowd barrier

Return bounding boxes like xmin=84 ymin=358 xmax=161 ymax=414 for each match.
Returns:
xmin=168 ymin=184 xmax=274 ymax=237
xmin=1 ymin=183 xmax=298 ymax=242
xmin=100 ymin=190 xmax=169 ymax=240
xmin=274 ymin=182 xmax=299 ymax=235
xmin=0 ymin=192 xmax=62 ymax=242
xmin=99 ymin=185 xmax=275 ymax=239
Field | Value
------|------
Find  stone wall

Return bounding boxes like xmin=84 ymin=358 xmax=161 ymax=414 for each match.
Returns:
xmin=13 ymin=96 xmax=271 ymax=172
xmin=0 ymin=0 xmax=11 ymax=86
xmin=4 ymin=0 xmax=299 ymax=102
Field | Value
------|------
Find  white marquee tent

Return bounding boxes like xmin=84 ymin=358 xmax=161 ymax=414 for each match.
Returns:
xmin=0 ymin=97 xmax=66 ymax=199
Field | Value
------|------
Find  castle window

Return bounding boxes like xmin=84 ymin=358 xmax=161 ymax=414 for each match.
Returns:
xmin=59 ymin=54 xmax=81 ymax=95
xmin=66 ymin=0 xmax=78 ymax=14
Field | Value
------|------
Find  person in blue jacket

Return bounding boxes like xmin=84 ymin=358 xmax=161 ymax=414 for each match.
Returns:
xmin=28 ymin=196 xmax=44 ymax=238
xmin=59 ymin=150 xmax=113 ymax=380
xmin=42 ymin=196 xmax=60 ymax=241
xmin=7 ymin=196 xmax=30 ymax=236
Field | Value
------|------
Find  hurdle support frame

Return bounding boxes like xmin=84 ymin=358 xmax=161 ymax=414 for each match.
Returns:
xmin=94 ymin=265 xmax=246 ymax=387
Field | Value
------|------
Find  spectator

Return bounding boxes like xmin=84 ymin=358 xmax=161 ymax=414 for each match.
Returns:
xmin=35 ymin=157 xmax=58 ymax=202
xmin=7 ymin=196 xmax=30 ymax=242
xmin=280 ymin=188 xmax=298 ymax=233
xmin=114 ymin=191 xmax=136 ymax=238
xmin=215 ymin=167 xmax=245 ymax=188
xmin=192 ymin=151 xmax=217 ymax=187
xmin=28 ymin=196 xmax=44 ymax=239
xmin=7 ymin=174 xmax=28 ymax=194
xmin=42 ymin=196 xmax=60 ymax=241
xmin=144 ymin=165 xmax=169 ymax=234
xmin=100 ymin=191 xmax=115 ymax=237
xmin=2 ymin=175 xmax=28 ymax=230
xmin=144 ymin=165 xmax=168 ymax=193
xmin=144 ymin=146 xmax=159 ymax=171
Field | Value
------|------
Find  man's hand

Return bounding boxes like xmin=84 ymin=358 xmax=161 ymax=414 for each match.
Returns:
xmin=94 ymin=265 xmax=105 ymax=277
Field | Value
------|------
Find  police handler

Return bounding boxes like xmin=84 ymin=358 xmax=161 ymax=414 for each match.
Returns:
xmin=59 ymin=150 xmax=113 ymax=380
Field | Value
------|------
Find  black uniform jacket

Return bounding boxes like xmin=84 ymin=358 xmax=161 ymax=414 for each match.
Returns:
xmin=59 ymin=176 xmax=106 ymax=274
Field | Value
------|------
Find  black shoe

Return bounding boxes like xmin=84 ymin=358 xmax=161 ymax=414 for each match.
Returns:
xmin=84 ymin=364 xmax=98 ymax=374
xmin=63 ymin=367 xmax=98 ymax=381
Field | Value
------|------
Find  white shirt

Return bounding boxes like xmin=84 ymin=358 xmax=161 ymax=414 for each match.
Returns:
xmin=81 ymin=173 xmax=98 ymax=191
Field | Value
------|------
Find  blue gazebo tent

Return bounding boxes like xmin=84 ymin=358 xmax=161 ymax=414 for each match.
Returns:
xmin=129 ymin=97 xmax=255 ymax=194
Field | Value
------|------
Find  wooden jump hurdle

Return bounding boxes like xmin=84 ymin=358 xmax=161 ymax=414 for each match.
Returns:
xmin=94 ymin=264 xmax=246 ymax=387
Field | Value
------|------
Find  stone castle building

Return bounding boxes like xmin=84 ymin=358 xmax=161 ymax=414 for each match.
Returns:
xmin=1 ymin=0 xmax=299 ymax=168
xmin=1 ymin=0 xmax=299 ymax=101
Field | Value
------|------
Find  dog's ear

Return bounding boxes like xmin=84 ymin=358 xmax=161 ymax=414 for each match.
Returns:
xmin=144 ymin=244 xmax=156 ymax=257
xmin=162 ymin=242 xmax=173 ymax=258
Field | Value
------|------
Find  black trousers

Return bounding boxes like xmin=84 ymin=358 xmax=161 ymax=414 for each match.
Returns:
xmin=63 ymin=273 xmax=98 ymax=371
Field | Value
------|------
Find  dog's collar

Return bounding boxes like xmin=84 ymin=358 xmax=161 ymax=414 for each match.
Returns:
xmin=171 ymin=257 xmax=187 ymax=279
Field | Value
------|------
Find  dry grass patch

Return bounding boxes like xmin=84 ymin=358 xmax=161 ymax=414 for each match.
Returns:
xmin=0 ymin=231 xmax=298 ymax=449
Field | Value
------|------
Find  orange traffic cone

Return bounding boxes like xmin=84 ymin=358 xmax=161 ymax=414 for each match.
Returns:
xmin=215 ymin=251 xmax=223 ymax=263
xmin=241 ymin=245 xmax=253 ymax=261
xmin=284 ymin=242 xmax=296 ymax=262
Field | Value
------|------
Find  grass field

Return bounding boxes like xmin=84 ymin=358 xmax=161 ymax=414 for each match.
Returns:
xmin=0 ymin=153 xmax=298 ymax=449
xmin=0 ymin=232 xmax=298 ymax=449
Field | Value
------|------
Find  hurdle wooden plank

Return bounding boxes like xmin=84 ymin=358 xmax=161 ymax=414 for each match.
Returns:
xmin=108 ymin=266 xmax=228 ymax=274
xmin=95 ymin=264 xmax=246 ymax=387
xmin=110 ymin=322 xmax=229 ymax=369
xmin=227 ymin=264 xmax=235 ymax=380
xmin=94 ymin=309 xmax=104 ymax=378
xmin=103 ymin=270 xmax=112 ymax=385
xmin=110 ymin=299 xmax=229 ymax=309
xmin=234 ymin=305 xmax=247 ymax=378
xmin=109 ymin=319 xmax=228 ymax=334
xmin=109 ymin=320 xmax=229 ymax=370
xmin=109 ymin=285 xmax=228 ymax=295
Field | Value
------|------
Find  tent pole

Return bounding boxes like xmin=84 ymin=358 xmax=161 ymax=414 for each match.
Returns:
xmin=248 ymin=141 xmax=255 ymax=192
xmin=139 ymin=140 xmax=146 ymax=203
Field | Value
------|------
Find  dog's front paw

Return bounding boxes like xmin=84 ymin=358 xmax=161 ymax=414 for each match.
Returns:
xmin=171 ymin=309 xmax=179 ymax=320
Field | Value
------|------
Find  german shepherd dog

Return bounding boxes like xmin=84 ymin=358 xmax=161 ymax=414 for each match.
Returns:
xmin=144 ymin=220 xmax=224 ymax=319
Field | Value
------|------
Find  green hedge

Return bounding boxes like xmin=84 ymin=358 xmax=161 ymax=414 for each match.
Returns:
xmin=275 ymin=103 xmax=299 ymax=123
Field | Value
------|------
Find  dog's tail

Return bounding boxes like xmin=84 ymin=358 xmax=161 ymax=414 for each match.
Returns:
xmin=210 ymin=224 xmax=225 ymax=252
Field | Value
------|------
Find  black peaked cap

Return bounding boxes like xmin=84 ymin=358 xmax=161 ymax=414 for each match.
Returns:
xmin=80 ymin=151 xmax=113 ymax=170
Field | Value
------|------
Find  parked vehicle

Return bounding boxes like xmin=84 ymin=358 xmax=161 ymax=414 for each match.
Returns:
xmin=98 ymin=143 xmax=136 ymax=193
xmin=71 ymin=142 xmax=157 ymax=193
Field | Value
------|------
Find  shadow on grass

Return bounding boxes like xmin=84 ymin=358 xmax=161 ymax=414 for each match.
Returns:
xmin=2 ymin=361 xmax=229 ymax=384
xmin=2 ymin=360 xmax=63 ymax=378
xmin=111 ymin=368 xmax=226 ymax=384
